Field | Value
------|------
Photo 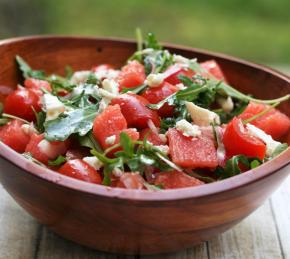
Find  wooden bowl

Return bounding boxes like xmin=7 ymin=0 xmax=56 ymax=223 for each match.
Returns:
xmin=0 ymin=36 xmax=289 ymax=255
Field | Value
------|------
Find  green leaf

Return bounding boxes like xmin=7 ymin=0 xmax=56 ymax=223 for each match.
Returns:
xmin=215 ymin=155 xmax=262 ymax=179
xmin=32 ymin=109 xmax=46 ymax=133
xmin=86 ymin=73 xmax=101 ymax=85
xmin=143 ymin=182 xmax=162 ymax=191
xmin=44 ymin=105 xmax=98 ymax=141
xmin=121 ymin=84 xmax=147 ymax=94
xmin=271 ymin=143 xmax=288 ymax=158
xmin=16 ymin=55 xmax=46 ymax=80
xmin=78 ymin=131 xmax=103 ymax=152
xmin=145 ymin=33 xmax=162 ymax=50
xmin=0 ymin=118 xmax=9 ymax=126
xmin=0 ymin=103 xmax=3 ymax=115
xmin=48 ymin=155 xmax=67 ymax=167
xmin=65 ymin=66 xmax=73 ymax=79
xmin=119 ymin=132 xmax=135 ymax=157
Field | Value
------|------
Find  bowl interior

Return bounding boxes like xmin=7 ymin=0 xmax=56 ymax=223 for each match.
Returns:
xmin=0 ymin=36 xmax=289 ymax=201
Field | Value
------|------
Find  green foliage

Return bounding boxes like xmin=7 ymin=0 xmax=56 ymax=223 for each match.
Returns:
xmin=44 ymin=105 xmax=99 ymax=141
xmin=215 ymin=155 xmax=262 ymax=179
xmin=48 ymin=155 xmax=67 ymax=166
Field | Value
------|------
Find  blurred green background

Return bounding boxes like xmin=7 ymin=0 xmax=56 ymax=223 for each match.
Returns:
xmin=0 ymin=0 xmax=289 ymax=72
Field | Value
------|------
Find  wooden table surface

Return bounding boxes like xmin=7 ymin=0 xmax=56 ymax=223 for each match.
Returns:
xmin=0 ymin=174 xmax=289 ymax=259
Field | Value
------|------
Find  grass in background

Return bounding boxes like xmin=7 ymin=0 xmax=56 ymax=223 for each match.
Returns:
xmin=0 ymin=0 xmax=290 ymax=65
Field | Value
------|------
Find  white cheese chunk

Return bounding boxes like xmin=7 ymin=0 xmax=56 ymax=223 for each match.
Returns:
xmin=105 ymin=135 xmax=116 ymax=145
xmin=112 ymin=167 xmax=124 ymax=177
xmin=145 ymin=73 xmax=165 ymax=87
xmin=176 ymin=119 xmax=201 ymax=137
xmin=246 ymin=124 xmax=282 ymax=156
xmin=21 ymin=123 xmax=37 ymax=135
xmin=158 ymin=133 xmax=167 ymax=143
xmin=71 ymin=84 xmax=98 ymax=97
xmin=185 ymin=102 xmax=220 ymax=126
xmin=70 ymin=71 xmax=91 ymax=85
xmin=154 ymin=145 xmax=169 ymax=155
xmin=176 ymin=83 xmax=187 ymax=90
xmin=42 ymin=94 xmax=65 ymax=121
xmin=37 ymin=139 xmax=59 ymax=159
xmin=102 ymin=79 xmax=119 ymax=95
xmin=173 ymin=54 xmax=189 ymax=64
xmin=217 ymin=96 xmax=234 ymax=113
xmin=94 ymin=68 xmax=119 ymax=80
xmin=98 ymin=89 xmax=117 ymax=100
xmin=83 ymin=156 xmax=104 ymax=170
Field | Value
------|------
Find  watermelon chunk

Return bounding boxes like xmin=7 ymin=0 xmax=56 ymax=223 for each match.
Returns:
xmin=200 ymin=60 xmax=227 ymax=81
xmin=93 ymin=105 xmax=127 ymax=149
xmin=238 ymin=102 xmax=290 ymax=140
xmin=154 ymin=170 xmax=204 ymax=189
xmin=167 ymin=128 xmax=218 ymax=168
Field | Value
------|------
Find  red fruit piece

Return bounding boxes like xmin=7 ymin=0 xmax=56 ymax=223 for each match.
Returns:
xmin=0 ymin=120 xmax=31 ymax=153
xmin=141 ymin=82 xmax=178 ymax=117
xmin=238 ymin=102 xmax=290 ymax=140
xmin=139 ymin=128 xmax=165 ymax=145
xmin=25 ymin=134 xmax=69 ymax=164
xmin=117 ymin=61 xmax=146 ymax=90
xmin=223 ymin=117 xmax=266 ymax=160
xmin=58 ymin=159 xmax=102 ymax=184
xmin=167 ymin=128 xmax=218 ymax=168
xmin=111 ymin=93 xmax=160 ymax=129
xmin=200 ymin=60 xmax=227 ymax=81
xmin=154 ymin=170 xmax=204 ymax=189
xmin=4 ymin=87 xmax=41 ymax=121
xmin=24 ymin=78 xmax=52 ymax=95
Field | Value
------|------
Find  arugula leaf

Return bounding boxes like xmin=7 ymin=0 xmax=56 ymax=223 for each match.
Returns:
xmin=48 ymin=155 xmax=67 ymax=166
xmin=44 ymin=105 xmax=99 ymax=141
xmin=143 ymin=182 xmax=163 ymax=191
xmin=216 ymin=81 xmax=290 ymax=105
xmin=86 ymin=73 xmax=101 ymax=85
xmin=65 ymin=66 xmax=73 ymax=79
xmin=16 ymin=55 xmax=46 ymax=80
xmin=91 ymin=149 xmax=124 ymax=186
xmin=22 ymin=152 xmax=47 ymax=167
xmin=78 ymin=131 xmax=103 ymax=152
xmin=90 ymin=132 xmax=176 ymax=186
xmin=0 ymin=103 xmax=9 ymax=126
xmin=32 ymin=108 xmax=46 ymax=133
xmin=121 ymin=84 xmax=147 ymax=94
xmin=145 ymin=33 xmax=162 ymax=50
xmin=271 ymin=143 xmax=288 ymax=158
xmin=215 ymin=155 xmax=262 ymax=179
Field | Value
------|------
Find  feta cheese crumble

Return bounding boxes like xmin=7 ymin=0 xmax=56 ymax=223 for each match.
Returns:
xmin=21 ymin=123 xmax=37 ymax=135
xmin=176 ymin=119 xmax=201 ymax=137
xmin=154 ymin=145 xmax=169 ymax=155
xmin=42 ymin=94 xmax=65 ymax=121
xmin=70 ymin=71 xmax=91 ymax=85
xmin=185 ymin=102 xmax=220 ymax=126
xmin=105 ymin=135 xmax=116 ymax=145
xmin=145 ymin=73 xmax=165 ymax=87
xmin=83 ymin=156 xmax=104 ymax=170
xmin=102 ymin=79 xmax=119 ymax=95
xmin=246 ymin=124 xmax=282 ymax=156
xmin=217 ymin=96 xmax=234 ymax=113
xmin=37 ymin=139 xmax=59 ymax=159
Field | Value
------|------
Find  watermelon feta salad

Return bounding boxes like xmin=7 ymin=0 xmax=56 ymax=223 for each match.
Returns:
xmin=0 ymin=33 xmax=289 ymax=190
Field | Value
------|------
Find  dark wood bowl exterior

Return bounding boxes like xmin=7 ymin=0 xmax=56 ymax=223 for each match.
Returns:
xmin=0 ymin=36 xmax=289 ymax=255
